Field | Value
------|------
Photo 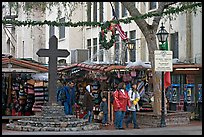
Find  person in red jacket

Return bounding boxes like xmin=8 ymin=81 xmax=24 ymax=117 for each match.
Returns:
xmin=113 ymin=82 xmax=131 ymax=129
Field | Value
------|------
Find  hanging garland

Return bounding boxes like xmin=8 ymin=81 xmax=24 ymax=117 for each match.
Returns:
xmin=99 ymin=22 xmax=116 ymax=50
xmin=1 ymin=2 xmax=201 ymax=27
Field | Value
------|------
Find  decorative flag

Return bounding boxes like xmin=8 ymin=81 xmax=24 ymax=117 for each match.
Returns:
xmin=110 ymin=16 xmax=128 ymax=41
xmin=110 ymin=2 xmax=128 ymax=41
xmin=164 ymin=71 xmax=171 ymax=89
xmin=162 ymin=40 xmax=171 ymax=89
xmin=115 ymin=23 xmax=128 ymax=41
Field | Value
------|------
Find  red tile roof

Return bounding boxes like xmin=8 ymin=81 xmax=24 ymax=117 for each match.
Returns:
xmin=2 ymin=58 xmax=48 ymax=72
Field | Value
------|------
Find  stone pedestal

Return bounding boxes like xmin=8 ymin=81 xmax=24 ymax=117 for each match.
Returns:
xmin=6 ymin=104 xmax=100 ymax=131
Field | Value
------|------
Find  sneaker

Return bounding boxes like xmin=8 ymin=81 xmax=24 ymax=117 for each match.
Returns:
xmin=119 ymin=127 xmax=125 ymax=130
xmin=125 ymin=122 xmax=129 ymax=128
xmin=134 ymin=126 xmax=140 ymax=129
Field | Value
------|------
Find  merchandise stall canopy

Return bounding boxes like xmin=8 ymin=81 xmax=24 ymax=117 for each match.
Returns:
xmin=2 ymin=57 xmax=48 ymax=73
xmin=31 ymin=73 xmax=48 ymax=81
xmin=126 ymin=60 xmax=151 ymax=69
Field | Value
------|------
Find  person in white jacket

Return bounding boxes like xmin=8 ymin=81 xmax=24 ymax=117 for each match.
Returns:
xmin=125 ymin=82 xmax=140 ymax=129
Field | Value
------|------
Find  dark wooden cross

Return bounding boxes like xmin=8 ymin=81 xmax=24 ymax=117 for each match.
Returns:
xmin=37 ymin=35 xmax=70 ymax=105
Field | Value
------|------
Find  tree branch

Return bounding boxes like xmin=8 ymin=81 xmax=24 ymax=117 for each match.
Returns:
xmin=152 ymin=2 xmax=178 ymax=32
xmin=121 ymin=2 xmax=149 ymax=36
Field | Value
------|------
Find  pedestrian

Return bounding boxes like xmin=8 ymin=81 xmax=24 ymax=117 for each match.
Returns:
xmin=83 ymin=84 xmax=95 ymax=123
xmin=67 ymin=81 xmax=77 ymax=114
xmin=61 ymin=81 xmax=72 ymax=115
xmin=56 ymin=80 xmax=64 ymax=105
xmin=100 ymin=96 xmax=108 ymax=126
xmin=57 ymin=80 xmax=76 ymax=115
xmin=125 ymin=82 xmax=140 ymax=129
xmin=113 ymin=82 xmax=131 ymax=129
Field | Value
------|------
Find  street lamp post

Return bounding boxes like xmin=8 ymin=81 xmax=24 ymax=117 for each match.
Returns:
xmin=156 ymin=23 xmax=169 ymax=127
xmin=126 ymin=41 xmax=135 ymax=62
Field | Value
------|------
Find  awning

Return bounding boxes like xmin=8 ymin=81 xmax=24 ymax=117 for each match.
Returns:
xmin=2 ymin=58 xmax=48 ymax=72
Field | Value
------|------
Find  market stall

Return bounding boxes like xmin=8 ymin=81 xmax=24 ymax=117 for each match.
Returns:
xmin=2 ymin=57 xmax=48 ymax=116
xmin=58 ymin=61 xmax=152 ymax=123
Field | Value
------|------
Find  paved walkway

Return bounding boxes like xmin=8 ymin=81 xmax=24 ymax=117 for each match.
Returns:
xmin=2 ymin=120 xmax=202 ymax=135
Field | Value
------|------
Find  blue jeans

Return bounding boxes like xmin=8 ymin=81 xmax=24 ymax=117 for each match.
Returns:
xmin=102 ymin=113 xmax=108 ymax=124
xmin=63 ymin=101 xmax=72 ymax=115
xmin=126 ymin=111 xmax=137 ymax=128
xmin=114 ymin=111 xmax=126 ymax=128
xmin=83 ymin=110 xmax=93 ymax=123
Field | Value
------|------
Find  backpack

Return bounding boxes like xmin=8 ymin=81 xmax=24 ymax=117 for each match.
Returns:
xmin=57 ymin=87 xmax=67 ymax=102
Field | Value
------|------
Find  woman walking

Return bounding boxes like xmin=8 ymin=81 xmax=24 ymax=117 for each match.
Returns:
xmin=113 ymin=82 xmax=131 ymax=129
xmin=125 ymin=82 xmax=140 ymax=129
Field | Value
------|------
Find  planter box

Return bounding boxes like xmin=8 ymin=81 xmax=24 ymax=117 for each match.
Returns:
xmin=137 ymin=111 xmax=191 ymax=128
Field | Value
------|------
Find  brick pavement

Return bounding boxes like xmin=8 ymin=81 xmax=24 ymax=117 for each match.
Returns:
xmin=99 ymin=119 xmax=202 ymax=130
xmin=2 ymin=119 xmax=202 ymax=132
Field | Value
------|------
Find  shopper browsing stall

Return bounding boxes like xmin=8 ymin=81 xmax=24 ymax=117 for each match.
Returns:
xmin=100 ymin=96 xmax=108 ymax=126
xmin=83 ymin=84 xmax=95 ymax=123
xmin=113 ymin=82 xmax=131 ymax=129
xmin=125 ymin=82 xmax=140 ymax=129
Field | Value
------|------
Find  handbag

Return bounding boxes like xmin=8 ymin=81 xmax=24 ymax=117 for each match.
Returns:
xmin=98 ymin=111 xmax=104 ymax=120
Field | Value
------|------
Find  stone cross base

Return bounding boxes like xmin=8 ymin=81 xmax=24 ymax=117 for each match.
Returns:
xmin=6 ymin=104 xmax=101 ymax=131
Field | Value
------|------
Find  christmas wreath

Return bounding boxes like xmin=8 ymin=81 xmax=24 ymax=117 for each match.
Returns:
xmin=99 ymin=22 xmax=116 ymax=50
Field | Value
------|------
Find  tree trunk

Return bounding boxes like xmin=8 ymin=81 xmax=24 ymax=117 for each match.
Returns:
xmin=120 ymin=2 xmax=168 ymax=115
xmin=147 ymin=35 xmax=162 ymax=115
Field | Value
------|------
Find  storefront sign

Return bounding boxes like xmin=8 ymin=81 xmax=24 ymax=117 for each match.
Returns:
xmin=154 ymin=50 xmax=173 ymax=72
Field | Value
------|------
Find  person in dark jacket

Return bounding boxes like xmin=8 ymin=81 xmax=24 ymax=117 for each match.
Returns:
xmin=100 ymin=96 xmax=108 ymax=126
xmin=83 ymin=85 xmax=95 ymax=123
xmin=59 ymin=81 xmax=76 ymax=115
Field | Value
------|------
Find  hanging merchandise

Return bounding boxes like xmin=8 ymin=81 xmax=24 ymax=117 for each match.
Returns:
xmin=130 ymin=70 xmax=137 ymax=77
xmin=122 ymin=71 xmax=132 ymax=82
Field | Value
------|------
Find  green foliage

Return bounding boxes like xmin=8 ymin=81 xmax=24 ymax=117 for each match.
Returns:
xmin=99 ymin=22 xmax=116 ymax=50
xmin=2 ymin=2 xmax=202 ymax=27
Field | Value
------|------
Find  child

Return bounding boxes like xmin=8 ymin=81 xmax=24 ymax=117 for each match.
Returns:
xmin=100 ymin=96 xmax=108 ymax=126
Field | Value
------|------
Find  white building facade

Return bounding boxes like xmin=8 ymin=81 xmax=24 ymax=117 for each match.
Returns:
xmin=2 ymin=2 xmax=202 ymax=66
xmin=81 ymin=2 xmax=202 ymax=65
xmin=2 ymin=2 xmax=46 ymax=63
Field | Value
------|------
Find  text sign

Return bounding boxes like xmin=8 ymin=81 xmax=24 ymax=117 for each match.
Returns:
xmin=154 ymin=50 xmax=173 ymax=72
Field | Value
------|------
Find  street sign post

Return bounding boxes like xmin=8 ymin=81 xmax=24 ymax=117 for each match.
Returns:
xmin=154 ymin=50 xmax=173 ymax=72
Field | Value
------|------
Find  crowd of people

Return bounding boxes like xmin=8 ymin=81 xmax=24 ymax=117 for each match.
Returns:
xmin=56 ymin=80 xmax=141 ymax=129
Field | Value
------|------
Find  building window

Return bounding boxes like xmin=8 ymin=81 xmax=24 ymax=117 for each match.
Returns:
xmin=87 ymin=39 xmax=91 ymax=60
xmin=122 ymin=4 xmax=127 ymax=17
xmin=58 ymin=59 xmax=66 ymax=65
xmin=170 ymin=32 xmax=179 ymax=58
xmin=99 ymin=45 xmax=103 ymax=62
xmin=124 ymin=32 xmax=128 ymax=63
xmin=129 ymin=30 xmax=136 ymax=62
xmin=87 ymin=2 xmax=91 ymax=22
xmin=49 ymin=25 xmax=55 ymax=38
xmin=114 ymin=34 xmax=120 ymax=63
xmin=99 ymin=2 xmax=103 ymax=22
xmin=149 ymin=2 xmax=157 ymax=10
xmin=59 ymin=17 xmax=65 ymax=39
xmin=93 ymin=38 xmax=97 ymax=61
xmin=114 ymin=2 xmax=120 ymax=18
xmin=93 ymin=2 xmax=97 ymax=22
